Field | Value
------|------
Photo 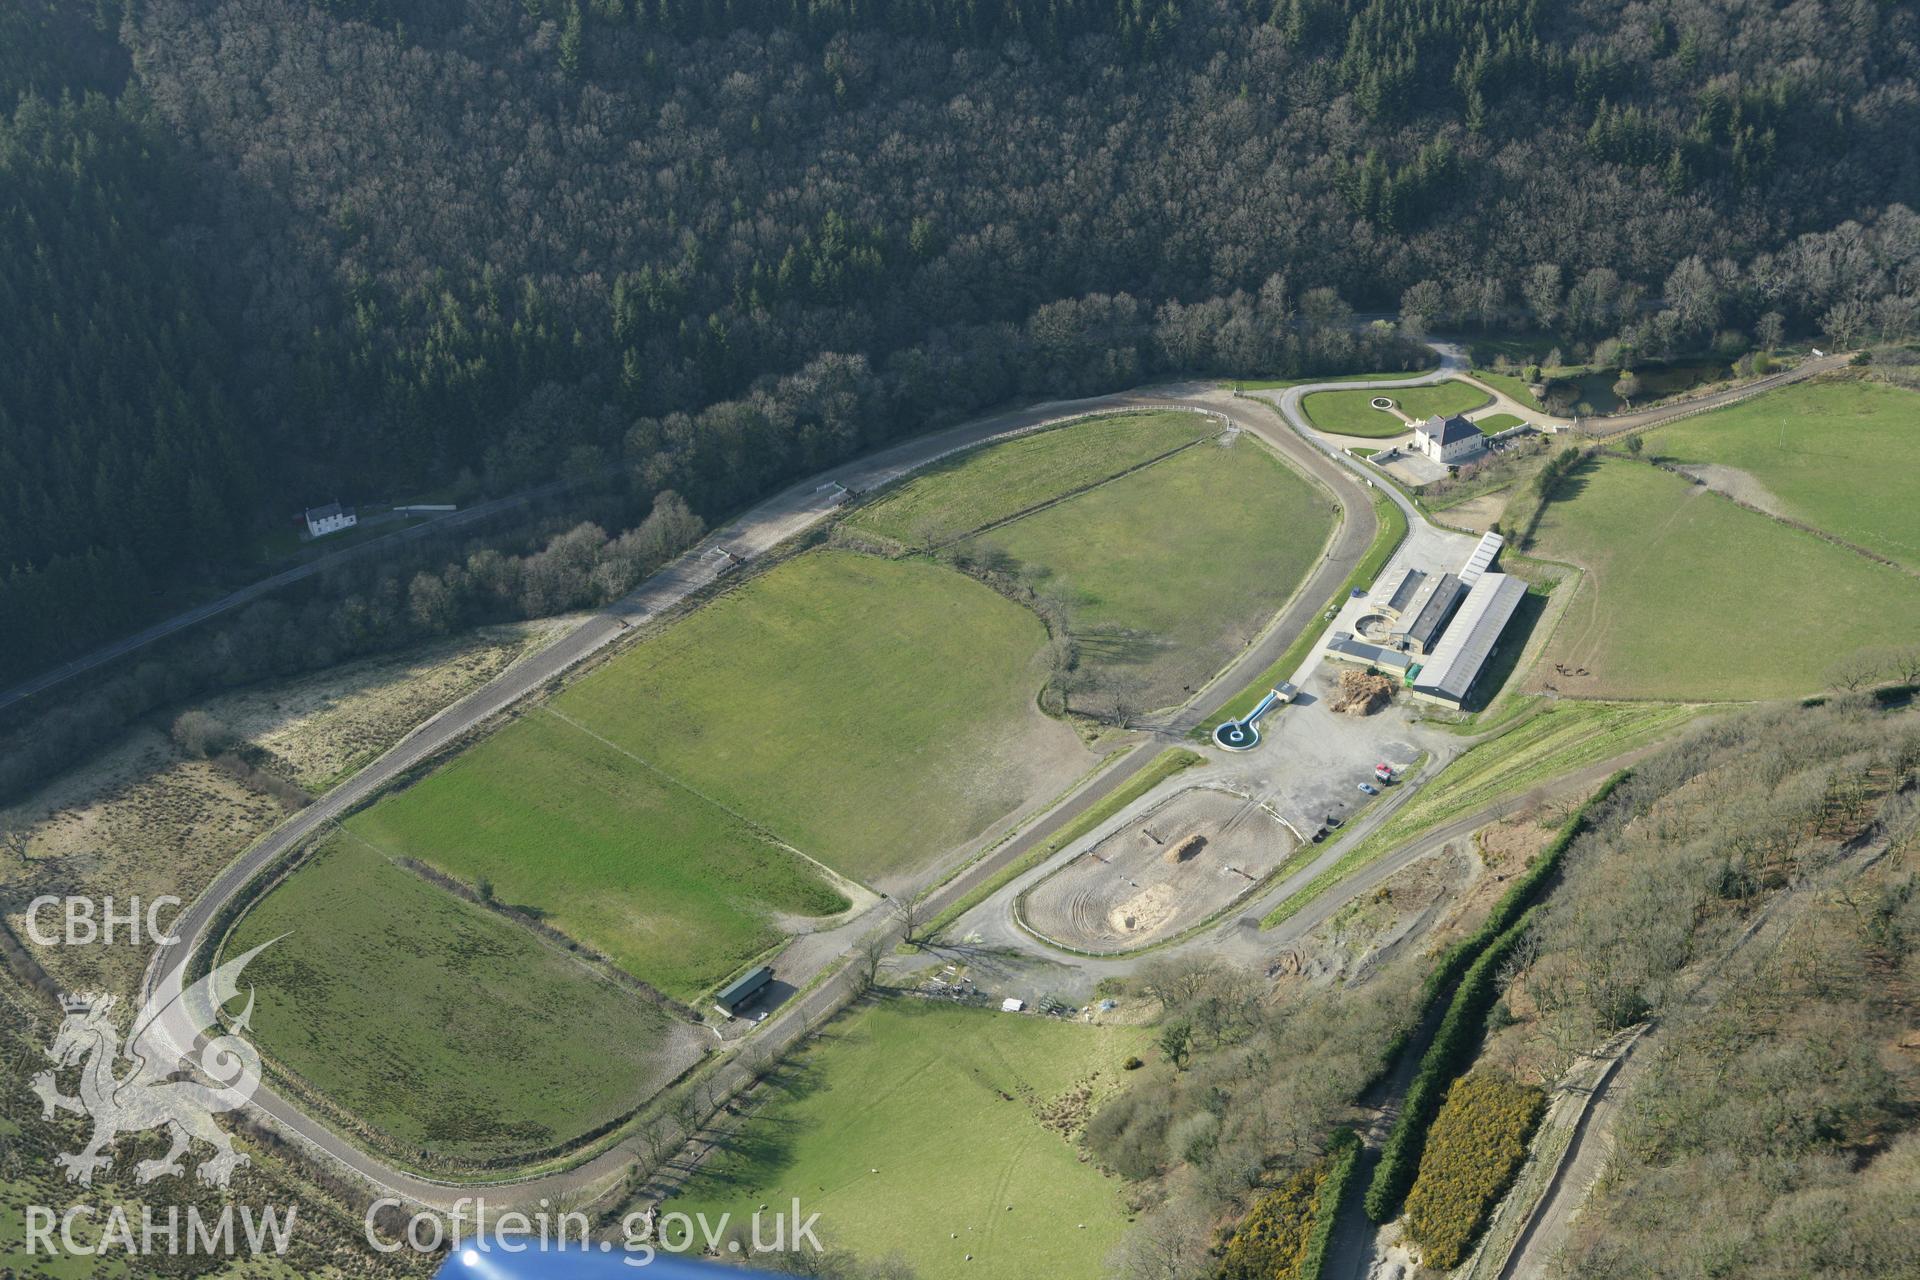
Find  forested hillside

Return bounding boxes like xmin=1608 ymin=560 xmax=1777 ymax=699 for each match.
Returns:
xmin=4 ymin=0 xmax=1919 ymax=682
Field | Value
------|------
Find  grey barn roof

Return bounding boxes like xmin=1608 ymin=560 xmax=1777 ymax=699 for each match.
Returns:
xmin=1379 ymin=567 xmax=1427 ymax=615
xmin=1412 ymin=572 xmax=1528 ymax=704
xmin=1419 ymin=413 xmax=1481 ymax=446
xmin=1458 ymin=531 xmax=1505 ymax=585
xmin=1326 ymin=632 xmax=1412 ymax=671
xmin=1404 ymin=573 xmax=1466 ymax=650
xmin=305 ymin=501 xmax=345 ymax=521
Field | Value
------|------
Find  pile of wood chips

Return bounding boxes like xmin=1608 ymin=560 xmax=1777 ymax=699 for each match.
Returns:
xmin=1331 ymin=669 xmax=1396 ymax=716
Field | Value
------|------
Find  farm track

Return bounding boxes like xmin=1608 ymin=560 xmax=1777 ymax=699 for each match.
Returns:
xmin=132 ymin=335 xmax=1779 ymax=1213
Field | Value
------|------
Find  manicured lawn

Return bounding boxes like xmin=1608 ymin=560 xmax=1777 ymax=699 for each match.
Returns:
xmin=1643 ymin=379 xmax=1920 ymax=570
xmin=967 ymin=435 xmax=1335 ymax=711
xmin=1530 ymin=457 xmax=1920 ymax=699
xmin=1474 ymin=413 xmax=1525 ymax=435
xmin=668 ymin=1000 xmax=1148 ymax=1280
xmin=1263 ymin=701 xmax=1695 ymax=928
xmin=228 ymin=834 xmax=687 ymax=1166
xmin=848 ymin=411 xmax=1219 ymax=547
xmin=346 ymin=710 xmax=847 ymax=998
xmin=557 ymin=549 xmax=1083 ymax=881
xmin=1302 ymin=380 xmax=1490 ymax=436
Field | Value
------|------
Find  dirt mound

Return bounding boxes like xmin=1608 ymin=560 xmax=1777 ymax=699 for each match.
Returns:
xmin=1165 ymin=833 xmax=1206 ymax=864
xmin=1331 ymin=670 xmax=1396 ymax=716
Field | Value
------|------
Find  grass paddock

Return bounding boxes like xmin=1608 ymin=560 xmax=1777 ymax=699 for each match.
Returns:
xmin=668 ymin=999 xmax=1147 ymax=1280
xmin=1529 ymin=457 xmax=1920 ymax=700
xmin=228 ymin=835 xmax=690 ymax=1167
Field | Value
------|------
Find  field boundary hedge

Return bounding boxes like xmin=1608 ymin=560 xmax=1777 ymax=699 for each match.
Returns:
xmin=1412 ymin=768 xmax=1633 ymax=1013
xmin=1362 ymin=764 xmax=1630 ymax=1223
xmin=1364 ymin=907 xmax=1539 ymax=1222
xmin=1300 ymin=1129 xmax=1363 ymax=1280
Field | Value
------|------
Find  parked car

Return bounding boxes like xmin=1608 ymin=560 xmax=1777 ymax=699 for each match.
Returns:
xmin=1358 ymin=782 xmax=1378 ymax=795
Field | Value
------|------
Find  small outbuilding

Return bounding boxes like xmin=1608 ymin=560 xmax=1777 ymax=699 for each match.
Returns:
xmin=714 ymin=965 xmax=773 ymax=1017
xmin=303 ymin=502 xmax=357 ymax=539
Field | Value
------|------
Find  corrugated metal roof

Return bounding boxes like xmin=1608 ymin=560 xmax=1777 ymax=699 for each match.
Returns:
xmin=1326 ymin=635 xmax=1412 ymax=671
xmin=1458 ymin=531 xmax=1505 ymax=585
xmin=1412 ymin=573 xmax=1528 ymax=703
xmin=1405 ymin=573 xmax=1466 ymax=650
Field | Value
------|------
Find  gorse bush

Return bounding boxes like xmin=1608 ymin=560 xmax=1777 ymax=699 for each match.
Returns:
xmin=1403 ymin=1071 xmax=1546 ymax=1269
xmin=1216 ymin=1162 xmax=1323 ymax=1280
xmin=1362 ymin=773 xmax=1628 ymax=1223
xmin=1364 ymin=909 xmax=1538 ymax=1223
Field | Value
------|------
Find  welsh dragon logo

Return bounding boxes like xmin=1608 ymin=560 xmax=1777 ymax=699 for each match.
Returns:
xmin=29 ymin=940 xmax=277 ymax=1189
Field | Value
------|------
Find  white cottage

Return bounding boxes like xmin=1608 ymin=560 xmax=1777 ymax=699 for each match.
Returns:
xmin=303 ymin=502 xmax=357 ymax=538
xmin=1412 ymin=414 xmax=1485 ymax=465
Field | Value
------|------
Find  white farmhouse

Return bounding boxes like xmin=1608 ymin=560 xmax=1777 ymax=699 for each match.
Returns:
xmin=303 ymin=502 xmax=357 ymax=538
xmin=1412 ymin=413 xmax=1485 ymax=466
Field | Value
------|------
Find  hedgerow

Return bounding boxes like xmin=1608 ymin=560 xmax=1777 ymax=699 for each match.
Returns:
xmin=1364 ymin=908 xmax=1538 ymax=1222
xmin=1403 ymin=1070 xmax=1546 ymax=1269
xmin=1299 ymin=1129 xmax=1362 ymax=1280
xmin=1413 ymin=769 xmax=1632 ymax=1015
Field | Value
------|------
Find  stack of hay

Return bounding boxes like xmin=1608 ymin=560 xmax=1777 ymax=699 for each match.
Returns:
xmin=1331 ymin=670 xmax=1395 ymax=716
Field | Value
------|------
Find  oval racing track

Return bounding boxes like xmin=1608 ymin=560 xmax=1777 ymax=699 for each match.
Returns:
xmin=140 ymin=339 xmax=1801 ymax=1210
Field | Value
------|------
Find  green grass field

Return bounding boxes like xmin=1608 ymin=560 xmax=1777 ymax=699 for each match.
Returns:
xmin=556 ymin=549 xmax=1080 ymax=881
xmin=967 ymin=435 xmax=1334 ymax=710
xmin=1530 ymin=457 xmax=1920 ymax=700
xmin=1210 ymin=489 xmax=1408 ymax=727
xmin=1302 ymin=380 xmax=1490 ymax=436
xmin=668 ymin=1000 xmax=1147 ymax=1280
xmin=1263 ymin=701 xmax=1694 ymax=928
xmin=228 ymin=834 xmax=687 ymax=1165
xmin=345 ymin=711 xmax=847 ymax=997
xmin=847 ymin=412 xmax=1219 ymax=547
xmin=1474 ymin=413 xmax=1525 ymax=434
xmin=1642 ymin=379 xmax=1920 ymax=570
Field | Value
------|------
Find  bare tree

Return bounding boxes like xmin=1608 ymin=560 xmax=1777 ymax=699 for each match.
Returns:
xmin=1106 ymin=1201 xmax=1212 ymax=1280
xmin=854 ymin=931 xmax=890 ymax=992
xmin=1826 ymin=649 xmax=1886 ymax=693
xmin=1137 ymin=954 xmax=1223 ymax=1014
xmin=0 ymin=810 xmax=30 ymax=865
xmin=639 ymin=1115 xmax=678 ymax=1169
xmin=890 ymin=885 xmax=934 ymax=945
xmin=1889 ymin=645 xmax=1920 ymax=687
